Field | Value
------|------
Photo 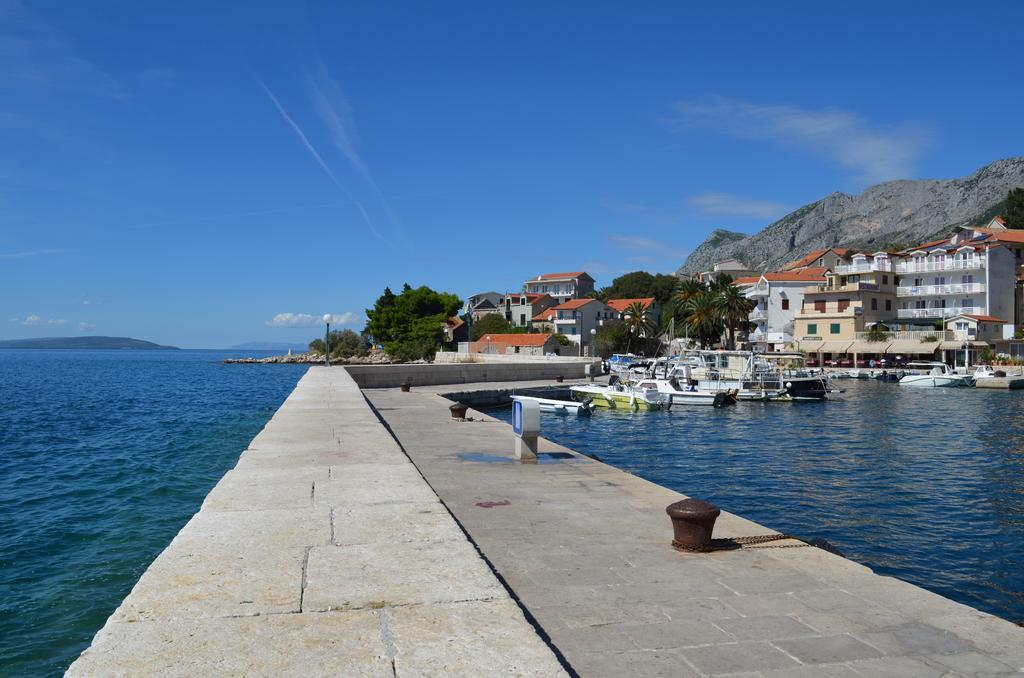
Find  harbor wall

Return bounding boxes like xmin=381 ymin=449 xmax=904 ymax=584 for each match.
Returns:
xmin=346 ymin=360 xmax=599 ymax=388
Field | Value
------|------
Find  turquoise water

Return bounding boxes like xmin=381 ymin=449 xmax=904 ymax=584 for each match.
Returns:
xmin=0 ymin=349 xmax=306 ymax=677
xmin=493 ymin=380 xmax=1024 ymax=624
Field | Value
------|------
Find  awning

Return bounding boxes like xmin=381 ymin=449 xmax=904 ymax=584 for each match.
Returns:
xmin=848 ymin=340 xmax=889 ymax=354
xmin=937 ymin=340 xmax=990 ymax=350
xmin=885 ymin=340 xmax=938 ymax=354
xmin=801 ymin=339 xmax=853 ymax=354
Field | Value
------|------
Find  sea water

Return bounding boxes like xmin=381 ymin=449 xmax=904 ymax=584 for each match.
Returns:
xmin=0 ymin=349 xmax=306 ymax=676
xmin=492 ymin=380 xmax=1024 ymax=624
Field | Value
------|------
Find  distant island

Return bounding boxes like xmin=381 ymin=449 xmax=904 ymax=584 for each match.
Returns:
xmin=0 ymin=336 xmax=179 ymax=350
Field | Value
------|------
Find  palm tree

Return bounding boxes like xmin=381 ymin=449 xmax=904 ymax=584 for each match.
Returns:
xmin=682 ymin=292 xmax=724 ymax=348
xmin=622 ymin=302 xmax=655 ymax=352
xmin=713 ymin=282 xmax=755 ymax=350
xmin=674 ymin=277 xmax=705 ymax=307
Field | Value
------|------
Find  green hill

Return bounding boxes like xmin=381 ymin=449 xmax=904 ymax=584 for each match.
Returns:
xmin=0 ymin=336 xmax=179 ymax=350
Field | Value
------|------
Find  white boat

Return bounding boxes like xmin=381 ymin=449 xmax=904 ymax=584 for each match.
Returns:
xmin=971 ymin=365 xmax=1002 ymax=380
xmin=631 ymin=375 xmax=738 ymax=407
xmin=511 ymin=394 xmax=595 ymax=416
xmin=569 ymin=380 xmax=666 ymax=410
xmin=898 ymin=362 xmax=974 ymax=388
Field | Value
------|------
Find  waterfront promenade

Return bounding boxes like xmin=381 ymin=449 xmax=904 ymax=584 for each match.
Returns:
xmin=67 ymin=367 xmax=566 ymax=676
xmin=69 ymin=366 xmax=1024 ymax=676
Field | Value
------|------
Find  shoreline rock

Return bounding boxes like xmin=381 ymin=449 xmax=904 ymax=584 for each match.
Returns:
xmin=223 ymin=352 xmax=396 ymax=365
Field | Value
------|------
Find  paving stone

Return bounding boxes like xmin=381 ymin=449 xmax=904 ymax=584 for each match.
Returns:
xmin=845 ymin=656 xmax=950 ymax=677
xmin=201 ymin=478 xmax=314 ymax=512
xmin=68 ymin=610 xmax=391 ymax=677
xmin=719 ymin=592 xmax=820 ymax=617
xmin=855 ymin=622 xmax=976 ymax=656
xmin=713 ymin=615 xmax=819 ymax=641
xmin=175 ymin=506 xmax=331 ymax=548
xmin=680 ymin=641 xmax=801 ymax=674
xmin=921 ymin=651 xmax=1018 ymax=676
xmin=774 ymin=633 xmax=884 ymax=664
xmin=303 ymin=540 xmax=506 ymax=611
xmin=764 ymin=664 xmax=862 ymax=677
xmin=332 ymin=501 xmax=465 ymax=546
xmin=621 ymin=619 xmax=735 ymax=649
xmin=566 ymin=649 xmax=699 ymax=677
xmin=387 ymin=600 xmax=569 ymax=677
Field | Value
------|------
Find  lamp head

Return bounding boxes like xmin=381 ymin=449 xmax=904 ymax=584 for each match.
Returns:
xmin=323 ymin=314 xmax=332 ymax=324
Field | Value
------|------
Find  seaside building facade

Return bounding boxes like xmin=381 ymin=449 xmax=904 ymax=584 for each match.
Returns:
xmin=523 ymin=272 xmax=595 ymax=304
xmin=469 ymin=333 xmax=563 ymax=355
xmin=739 ymin=268 xmax=829 ymax=351
xmin=544 ymin=298 xmax=618 ymax=352
xmin=695 ymin=259 xmax=759 ymax=285
xmin=606 ymin=297 xmax=661 ymax=329
xmin=502 ymin=293 xmax=558 ymax=329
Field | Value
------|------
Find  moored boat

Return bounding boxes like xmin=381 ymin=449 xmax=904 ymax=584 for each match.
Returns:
xmin=569 ymin=380 xmax=665 ymax=410
xmin=511 ymin=394 xmax=595 ymax=416
xmin=898 ymin=362 xmax=974 ymax=388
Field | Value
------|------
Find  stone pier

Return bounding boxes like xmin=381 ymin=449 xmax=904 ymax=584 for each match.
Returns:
xmin=67 ymin=367 xmax=566 ymax=676
xmin=69 ymin=366 xmax=1024 ymax=677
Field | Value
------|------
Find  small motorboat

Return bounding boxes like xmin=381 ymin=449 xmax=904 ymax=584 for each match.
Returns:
xmin=898 ymin=362 xmax=974 ymax=388
xmin=570 ymin=378 xmax=666 ymax=411
xmin=511 ymin=394 xmax=595 ymax=416
xmin=631 ymin=376 xmax=738 ymax=407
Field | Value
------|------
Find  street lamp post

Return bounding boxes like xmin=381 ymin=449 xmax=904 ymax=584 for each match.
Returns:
xmin=589 ymin=327 xmax=597 ymax=358
xmin=323 ymin=314 xmax=332 ymax=367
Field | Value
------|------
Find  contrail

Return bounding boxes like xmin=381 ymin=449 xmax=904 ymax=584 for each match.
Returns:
xmin=259 ymin=81 xmax=387 ymax=244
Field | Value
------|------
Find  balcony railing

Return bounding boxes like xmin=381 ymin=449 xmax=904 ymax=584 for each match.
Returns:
xmin=854 ymin=330 xmax=955 ymax=342
xmin=834 ymin=260 xmax=892 ymax=274
xmin=807 ymin=282 xmax=881 ymax=294
xmin=747 ymin=286 xmax=769 ymax=296
xmin=894 ymin=258 xmax=985 ymax=273
xmin=895 ymin=306 xmax=985 ymax=319
xmin=749 ymin=308 xmax=768 ymax=320
xmin=895 ymin=282 xmax=985 ymax=297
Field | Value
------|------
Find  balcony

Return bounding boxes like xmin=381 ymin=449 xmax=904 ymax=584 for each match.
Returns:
xmin=806 ymin=282 xmax=881 ymax=294
xmin=895 ymin=282 xmax=985 ymax=297
xmin=896 ymin=306 xmax=985 ymax=319
xmin=747 ymin=286 xmax=769 ymax=297
xmin=894 ymin=258 xmax=985 ymax=274
xmin=834 ymin=260 xmax=892 ymax=274
xmin=854 ymin=330 xmax=955 ymax=342
xmin=749 ymin=308 xmax=768 ymax=321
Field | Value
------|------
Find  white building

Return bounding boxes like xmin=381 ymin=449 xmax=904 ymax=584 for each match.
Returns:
xmin=740 ymin=268 xmax=829 ymax=350
xmin=696 ymin=259 xmax=759 ymax=285
xmin=893 ymin=228 xmax=1017 ymax=324
xmin=545 ymin=298 xmax=618 ymax=353
xmin=523 ymin=272 xmax=595 ymax=305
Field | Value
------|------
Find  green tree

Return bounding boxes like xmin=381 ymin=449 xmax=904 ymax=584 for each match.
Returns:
xmin=471 ymin=313 xmax=514 ymax=340
xmin=621 ymin=301 xmax=655 ymax=352
xmin=308 ymin=329 xmax=366 ymax=357
xmin=682 ymin=291 xmax=724 ymax=348
xmin=594 ymin=322 xmax=628 ymax=357
xmin=713 ymin=282 xmax=755 ymax=350
xmin=597 ymin=271 xmax=681 ymax=308
xmin=365 ymin=283 xmax=462 ymax=361
xmin=1005 ymin=188 xmax=1024 ymax=229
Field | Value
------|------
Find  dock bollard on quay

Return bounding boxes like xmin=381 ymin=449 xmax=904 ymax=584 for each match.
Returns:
xmin=399 ymin=382 xmax=411 ymax=392
xmin=666 ymin=498 xmax=721 ymax=552
xmin=512 ymin=398 xmax=540 ymax=461
xmin=449 ymin=402 xmax=469 ymax=421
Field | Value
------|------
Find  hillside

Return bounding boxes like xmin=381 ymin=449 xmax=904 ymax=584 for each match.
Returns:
xmin=0 ymin=336 xmax=179 ymax=350
xmin=678 ymin=157 xmax=1024 ymax=274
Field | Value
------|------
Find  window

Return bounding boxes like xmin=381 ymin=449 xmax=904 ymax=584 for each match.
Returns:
xmin=807 ymin=323 xmax=817 ymax=335
xmin=814 ymin=300 xmax=826 ymax=313
xmin=882 ymin=275 xmax=888 ymax=285
xmin=962 ymin=274 xmax=973 ymax=284
xmin=830 ymin=323 xmax=841 ymax=334
xmin=818 ymin=258 xmax=824 ymax=266
xmin=837 ymin=299 xmax=850 ymax=312
xmin=886 ymin=299 xmax=892 ymax=311
xmin=871 ymin=298 xmax=877 ymax=311
xmin=781 ymin=298 xmax=790 ymax=310
xmin=519 ymin=313 xmax=526 ymax=326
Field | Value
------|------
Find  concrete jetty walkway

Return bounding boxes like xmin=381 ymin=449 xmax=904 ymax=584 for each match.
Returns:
xmin=367 ymin=382 xmax=1024 ymax=677
xmin=67 ymin=368 xmax=566 ymax=676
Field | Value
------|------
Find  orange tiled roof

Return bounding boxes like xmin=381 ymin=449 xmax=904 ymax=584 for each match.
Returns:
xmin=782 ymin=248 xmax=850 ymax=271
xmin=606 ymin=298 xmax=655 ymax=312
xmin=532 ymin=308 xmax=557 ymax=321
xmin=551 ymin=298 xmax=600 ymax=310
xmin=732 ymin=276 xmax=761 ymax=285
xmin=475 ymin=333 xmax=553 ymax=346
xmin=763 ymin=267 xmax=830 ymax=282
xmin=989 ymin=230 xmax=1024 ymax=244
xmin=537 ymin=271 xmax=588 ymax=280
xmin=961 ymin=314 xmax=1006 ymax=323
xmin=445 ymin=316 xmax=464 ymax=329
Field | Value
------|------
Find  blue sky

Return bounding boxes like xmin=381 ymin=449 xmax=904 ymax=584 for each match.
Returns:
xmin=3 ymin=1 xmax=1023 ymax=348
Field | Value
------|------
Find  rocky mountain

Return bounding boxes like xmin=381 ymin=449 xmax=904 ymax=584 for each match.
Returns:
xmin=677 ymin=157 xmax=1024 ymax=275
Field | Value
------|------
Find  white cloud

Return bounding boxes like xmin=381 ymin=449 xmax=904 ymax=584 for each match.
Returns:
xmin=0 ymin=248 xmax=69 ymax=259
xmin=688 ymin=192 xmax=789 ymax=220
xmin=78 ymin=321 xmax=95 ymax=332
xmin=265 ymin=312 xmax=359 ymax=328
xmin=670 ymin=96 xmax=929 ymax=183
xmin=17 ymin=314 xmax=67 ymax=326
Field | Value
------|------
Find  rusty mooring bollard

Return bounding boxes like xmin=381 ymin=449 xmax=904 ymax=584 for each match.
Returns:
xmin=555 ymin=375 xmax=564 ymax=383
xmin=449 ymin=403 xmax=468 ymax=420
xmin=666 ymin=498 xmax=721 ymax=552
xmin=400 ymin=382 xmax=411 ymax=392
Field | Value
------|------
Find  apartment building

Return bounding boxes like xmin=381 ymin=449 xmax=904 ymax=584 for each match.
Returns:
xmin=545 ymin=298 xmax=618 ymax=351
xmin=523 ymin=272 xmax=595 ymax=304
xmin=740 ymin=268 xmax=829 ymax=351
xmin=502 ymin=292 xmax=558 ymax=328
xmin=794 ymin=252 xmax=898 ymax=354
xmin=605 ymin=297 xmax=661 ymax=328
xmin=695 ymin=259 xmax=759 ymax=285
